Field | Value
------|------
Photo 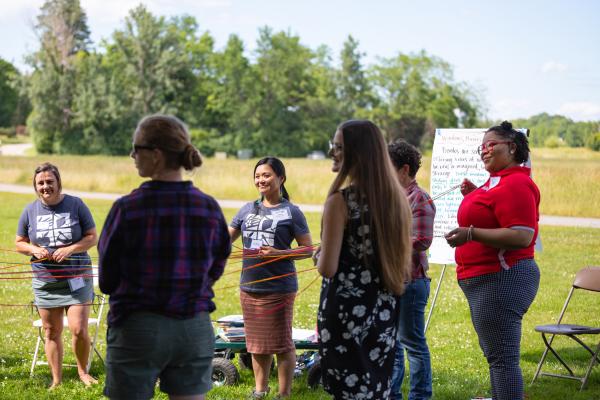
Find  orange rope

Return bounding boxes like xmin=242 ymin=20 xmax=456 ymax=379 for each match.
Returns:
xmin=215 ymin=266 xmax=318 ymax=291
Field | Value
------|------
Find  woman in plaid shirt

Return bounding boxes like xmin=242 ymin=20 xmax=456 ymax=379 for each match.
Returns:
xmin=98 ymin=114 xmax=231 ymax=400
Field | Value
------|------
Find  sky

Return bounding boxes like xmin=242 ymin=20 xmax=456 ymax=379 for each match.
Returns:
xmin=1 ymin=0 xmax=599 ymax=122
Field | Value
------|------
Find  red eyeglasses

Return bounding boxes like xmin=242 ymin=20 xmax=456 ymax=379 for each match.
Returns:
xmin=477 ymin=140 xmax=512 ymax=155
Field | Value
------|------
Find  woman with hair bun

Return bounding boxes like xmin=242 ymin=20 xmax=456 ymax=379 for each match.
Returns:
xmin=445 ymin=121 xmax=540 ymax=400
xmin=98 ymin=114 xmax=231 ymax=400
xmin=229 ymin=157 xmax=313 ymax=399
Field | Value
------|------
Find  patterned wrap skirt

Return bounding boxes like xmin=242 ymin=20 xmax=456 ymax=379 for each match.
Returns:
xmin=240 ymin=291 xmax=296 ymax=354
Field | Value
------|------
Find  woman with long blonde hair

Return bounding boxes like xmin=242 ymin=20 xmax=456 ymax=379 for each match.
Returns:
xmin=316 ymin=119 xmax=412 ymax=399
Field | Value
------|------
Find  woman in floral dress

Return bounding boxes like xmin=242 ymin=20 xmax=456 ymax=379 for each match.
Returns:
xmin=316 ymin=120 xmax=413 ymax=399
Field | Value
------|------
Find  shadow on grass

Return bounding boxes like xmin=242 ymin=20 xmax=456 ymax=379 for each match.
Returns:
xmin=522 ymin=343 xmax=600 ymax=364
xmin=522 ymin=345 xmax=600 ymax=396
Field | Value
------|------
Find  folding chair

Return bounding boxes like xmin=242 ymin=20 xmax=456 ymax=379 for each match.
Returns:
xmin=30 ymin=294 xmax=106 ymax=376
xmin=531 ymin=266 xmax=600 ymax=390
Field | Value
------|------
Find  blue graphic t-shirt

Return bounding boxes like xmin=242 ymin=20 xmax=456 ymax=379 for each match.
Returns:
xmin=17 ymin=195 xmax=95 ymax=288
xmin=230 ymin=199 xmax=309 ymax=293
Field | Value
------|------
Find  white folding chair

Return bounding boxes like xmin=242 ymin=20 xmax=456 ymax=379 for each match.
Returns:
xmin=30 ymin=294 xmax=106 ymax=376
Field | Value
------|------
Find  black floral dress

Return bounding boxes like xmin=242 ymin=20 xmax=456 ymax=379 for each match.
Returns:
xmin=317 ymin=188 xmax=400 ymax=400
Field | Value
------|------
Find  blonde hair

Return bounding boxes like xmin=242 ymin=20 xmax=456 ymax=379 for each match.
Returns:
xmin=328 ymin=120 xmax=412 ymax=295
xmin=135 ymin=114 xmax=202 ymax=171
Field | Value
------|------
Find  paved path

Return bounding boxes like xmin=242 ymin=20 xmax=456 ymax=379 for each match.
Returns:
xmin=0 ymin=143 xmax=33 ymax=156
xmin=1 ymin=183 xmax=599 ymax=228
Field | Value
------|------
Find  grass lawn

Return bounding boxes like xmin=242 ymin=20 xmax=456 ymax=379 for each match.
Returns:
xmin=0 ymin=191 xmax=598 ymax=399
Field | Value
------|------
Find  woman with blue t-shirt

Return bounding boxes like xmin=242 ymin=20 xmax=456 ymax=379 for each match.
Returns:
xmin=229 ymin=157 xmax=312 ymax=399
xmin=15 ymin=162 xmax=98 ymax=388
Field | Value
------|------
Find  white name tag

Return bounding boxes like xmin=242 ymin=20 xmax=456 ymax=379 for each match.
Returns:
xmin=489 ymin=176 xmax=501 ymax=189
xmin=271 ymin=208 xmax=291 ymax=221
xmin=68 ymin=277 xmax=85 ymax=292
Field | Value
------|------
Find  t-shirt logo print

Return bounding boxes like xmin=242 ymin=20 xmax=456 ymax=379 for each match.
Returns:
xmin=242 ymin=208 xmax=292 ymax=249
xmin=36 ymin=213 xmax=72 ymax=247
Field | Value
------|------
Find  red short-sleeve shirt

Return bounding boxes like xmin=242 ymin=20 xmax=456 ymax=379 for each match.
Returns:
xmin=455 ymin=166 xmax=540 ymax=280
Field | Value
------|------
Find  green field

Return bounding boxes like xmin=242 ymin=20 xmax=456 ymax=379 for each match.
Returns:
xmin=0 ymin=189 xmax=599 ymax=399
xmin=0 ymin=146 xmax=599 ymax=217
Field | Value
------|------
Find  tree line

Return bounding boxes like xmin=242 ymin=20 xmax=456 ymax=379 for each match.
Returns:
xmin=0 ymin=0 xmax=598 ymax=155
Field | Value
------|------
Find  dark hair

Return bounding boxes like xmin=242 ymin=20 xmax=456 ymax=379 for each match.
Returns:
xmin=135 ymin=114 xmax=202 ymax=171
xmin=486 ymin=121 xmax=530 ymax=164
xmin=254 ymin=157 xmax=289 ymax=201
xmin=33 ymin=162 xmax=62 ymax=192
xmin=387 ymin=140 xmax=422 ymax=177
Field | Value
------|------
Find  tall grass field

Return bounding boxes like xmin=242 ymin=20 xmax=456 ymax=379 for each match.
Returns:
xmin=0 ymin=148 xmax=599 ymax=399
xmin=0 ymin=146 xmax=599 ymax=217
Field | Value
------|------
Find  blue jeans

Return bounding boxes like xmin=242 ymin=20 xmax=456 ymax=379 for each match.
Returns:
xmin=390 ymin=278 xmax=432 ymax=400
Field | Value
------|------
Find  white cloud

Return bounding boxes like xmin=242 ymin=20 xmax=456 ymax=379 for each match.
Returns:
xmin=557 ymin=102 xmax=600 ymax=121
xmin=541 ymin=61 xmax=567 ymax=74
xmin=0 ymin=0 xmax=44 ymax=23
xmin=490 ymin=98 xmax=534 ymax=120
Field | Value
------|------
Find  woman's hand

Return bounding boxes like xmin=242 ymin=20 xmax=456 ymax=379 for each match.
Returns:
xmin=258 ymin=246 xmax=281 ymax=257
xmin=312 ymin=246 xmax=321 ymax=266
xmin=460 ymin=179 xmax=477 ymax=196
xmin=445 ymin=227 xmax=470 ymax=248
xmin=31 ymin=246 xmax=51 ymax=260
xmin=52 ymin=246 xmax=74 ymax=263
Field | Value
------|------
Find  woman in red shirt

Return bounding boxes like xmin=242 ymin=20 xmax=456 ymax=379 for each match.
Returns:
xmin=445 ymin=121 xmax=540 ymax=400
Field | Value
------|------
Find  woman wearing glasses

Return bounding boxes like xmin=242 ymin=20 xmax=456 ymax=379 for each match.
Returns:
xmin=98 ymin=114 xmax=231 ymax=400
xmin=445 ymin=121 xmax=540 ymax=400
xmin=317 ymin=120 xmax=412 ymax=399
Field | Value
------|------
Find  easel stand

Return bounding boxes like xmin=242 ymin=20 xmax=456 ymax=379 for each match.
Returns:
xmin=424 ymin=264 xmax=447 ymax=333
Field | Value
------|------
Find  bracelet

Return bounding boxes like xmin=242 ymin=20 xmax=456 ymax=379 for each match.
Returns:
xmin=466 ymin=225 xmax=474 ymax=242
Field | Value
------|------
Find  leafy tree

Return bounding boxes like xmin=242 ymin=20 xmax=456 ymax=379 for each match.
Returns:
xmin=27 ymin=0 xmax=91 ymax=153
xmin=105 ymin=6 xmax=189 ymax=116
xmin=207 ymin=34 xmax=253 ymax=148
xmin=338 ymin=36 xmax=373 ymax=119
xmin=369 ymin=50 xmax=482 ymax=146
xmin=0 ymin=58 xmax=21 ymax=127
xmin=97 ymin=6 xmax=202 ymax=153
xmin=512 ymin=113 xmax=600 ymax=149
xmin=243 ymin=27 xmax=317 ymax=156
xmin=587 ymin=132 xmax=600 ymax=151
xmin=303 ymin=45 xmax=344 ymax=152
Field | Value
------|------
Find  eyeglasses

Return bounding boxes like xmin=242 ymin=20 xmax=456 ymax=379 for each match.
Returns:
xmin=131 ymin=144 xmax=155 ymax=155
xmin=477 ymin=140 xmax=512 ymax=155
xmin=328 ymin=140 xmax=343 ymax=153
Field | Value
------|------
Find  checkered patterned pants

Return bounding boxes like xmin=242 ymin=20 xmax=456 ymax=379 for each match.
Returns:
xmin=459 ymin=259 xmax=540 ymax=400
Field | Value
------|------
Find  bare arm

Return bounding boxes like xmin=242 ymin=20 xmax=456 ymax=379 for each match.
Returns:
xmin=15 ymin=235 xmax=50 ymax=260
xmin=258 ymin=232 xmax=313 ymax=260
xmin=317 ymin=192 xmax=347 ymax=278
xmin=445 ymin=226 xmax=534 ymax=250
xmin=228 ymin=226 xmax=241 ymax=242
xmin=52 ymin=228 xmax=98 ymax=263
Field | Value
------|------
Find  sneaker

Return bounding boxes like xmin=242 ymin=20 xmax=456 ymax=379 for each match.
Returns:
xmin=249 ymin=388 xmax=270 ymax=399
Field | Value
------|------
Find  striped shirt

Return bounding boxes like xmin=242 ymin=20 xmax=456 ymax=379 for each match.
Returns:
xmin=406 ymin=180 xmax=436 ymax=280
xmin=98 ymin=180 xmax=231 ymax=326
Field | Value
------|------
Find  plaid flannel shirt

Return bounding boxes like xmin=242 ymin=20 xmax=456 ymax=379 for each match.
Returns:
xmin=406 ymin=180 xmax=436 ymax=280
xmin=98 ymin=180 xmax=231 ymax=326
